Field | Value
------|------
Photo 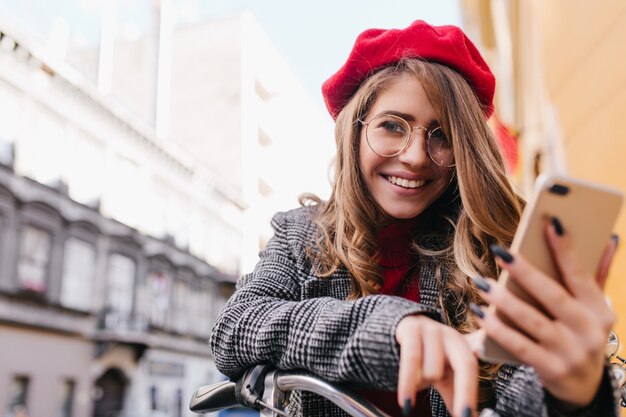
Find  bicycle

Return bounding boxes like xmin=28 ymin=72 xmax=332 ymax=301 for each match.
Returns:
xmin=191 ymin=331 xmax=626 ymax=416
xmin=189 ymin=364 xmax=499 ymax=417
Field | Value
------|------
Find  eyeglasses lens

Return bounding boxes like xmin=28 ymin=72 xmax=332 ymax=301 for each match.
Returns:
xmin=365 ymin=114 xmax=453 ymax=167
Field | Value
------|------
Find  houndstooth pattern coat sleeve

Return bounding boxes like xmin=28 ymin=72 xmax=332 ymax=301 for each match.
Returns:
xmin=210 ymin=206 xmax=442 ymax=389
xmin=209 ymin=206 xmax=619 ymax=417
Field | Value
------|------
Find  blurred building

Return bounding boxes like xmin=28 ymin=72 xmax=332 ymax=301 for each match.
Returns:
xmin=70 ymin=7 xmax=334 ymax=272
xmin=163 ymin=11 xmax=334 ymax=272
xmin=460 ymin=0 xmax=626 ymax=367
xmin=0 ymin=11 xmax=243 ymax=417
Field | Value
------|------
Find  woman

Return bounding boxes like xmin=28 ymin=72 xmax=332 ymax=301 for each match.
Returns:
xmin=210 ymin=20 xmax=619 ymax=417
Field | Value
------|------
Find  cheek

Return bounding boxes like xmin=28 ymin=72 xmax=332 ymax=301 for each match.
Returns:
xmin=358 ymin=134 xmax=380 ymax=179
xmin=440 ymin=168 xmax=454 ymax=183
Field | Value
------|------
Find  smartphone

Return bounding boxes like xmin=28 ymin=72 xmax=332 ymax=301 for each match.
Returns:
xmin=479 ymin=173 xmax=624 ymax=363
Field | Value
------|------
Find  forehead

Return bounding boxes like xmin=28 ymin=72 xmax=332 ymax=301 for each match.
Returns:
xmin=368 ymin=74 xmax=439 ymax=121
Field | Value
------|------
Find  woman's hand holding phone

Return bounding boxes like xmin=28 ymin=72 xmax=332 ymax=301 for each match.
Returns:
xmin=471 ymin=221 xmax=619 ymax=408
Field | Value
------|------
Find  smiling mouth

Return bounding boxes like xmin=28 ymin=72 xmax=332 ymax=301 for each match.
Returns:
xmin=385 ymin=175 xmax=427 ymax=189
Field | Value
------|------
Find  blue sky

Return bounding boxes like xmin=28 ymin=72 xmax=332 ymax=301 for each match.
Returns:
xmin=0 ymin=0 xmax=462 ymax=110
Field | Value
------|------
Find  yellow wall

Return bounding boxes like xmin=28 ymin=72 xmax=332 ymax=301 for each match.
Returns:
xmin=462 ymin=1 xmax=626 ymax=412
xmin=530 ymin=0 xmax=626 ymax=346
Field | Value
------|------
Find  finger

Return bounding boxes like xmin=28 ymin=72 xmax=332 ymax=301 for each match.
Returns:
xmin=476 ymin=277 xmax=564 ymax=348
xmin=397 ymin=323 xmax=424 ymax=408
xmin=491 ymin=246 xmax=586 ymax=329
xmin=595 ymin=236 xmax=618 ymax=288
xmin=544 ymin=219 xmax=607 ymax=308
xmin=471 ymin=303 xmax=564 ymax=379
xmin=421 ymin=322 xmax=446 ymax=383
xmin=473 ymin=274 xmax=611 ymax=363
xmin=441 ymin=329 xmax=478 ymax=417
xmin=542 ymin=226 xmax=615 ymax=324
xmin=544 ymin=217 xmax=588 ymax=295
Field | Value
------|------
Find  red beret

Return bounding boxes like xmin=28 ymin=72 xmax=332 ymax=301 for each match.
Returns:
xmin=322 ymin=20 xmax=495 ymax=119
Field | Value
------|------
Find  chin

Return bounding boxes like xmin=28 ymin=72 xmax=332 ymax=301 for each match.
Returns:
xmin=381 ymin=204 xmax=426 ymax=220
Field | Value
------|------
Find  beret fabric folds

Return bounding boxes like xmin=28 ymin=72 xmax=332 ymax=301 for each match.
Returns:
xmin=322 ymin=20 xmax=495 ymax=119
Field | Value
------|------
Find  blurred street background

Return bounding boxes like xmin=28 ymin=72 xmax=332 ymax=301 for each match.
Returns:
xmin=0 ymin=0 xmax=625 ymax=416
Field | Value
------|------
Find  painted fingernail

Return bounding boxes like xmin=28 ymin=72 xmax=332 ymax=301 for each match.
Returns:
xmin=612 ymin=233 xmax=620 ymax=249
xmin=402 ymin=398 xmax=412 ymax=416
xmin=469 ymin=303 xmax=485 ymax=319
xmin=551 ymin=216 xmax=564 ymax=236
xmin=490 ymin=244 xmax=514 ymax=263
xmin=462 ymin=406 xmax=472 ymax=417
xmin=471 ymin=275 xmax=491 ymax=293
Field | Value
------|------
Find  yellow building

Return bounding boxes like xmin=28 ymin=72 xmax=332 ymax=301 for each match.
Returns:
xmin=461 ymin=0 xmax=626 ymax=401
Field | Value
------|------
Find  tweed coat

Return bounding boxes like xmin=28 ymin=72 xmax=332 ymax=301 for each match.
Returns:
xmin=210 ymin=206 xmax=619 ymax=417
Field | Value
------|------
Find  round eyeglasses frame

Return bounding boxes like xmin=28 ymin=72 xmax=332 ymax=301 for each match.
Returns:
xmin=358 ymin=114 xmax=455 ymax=168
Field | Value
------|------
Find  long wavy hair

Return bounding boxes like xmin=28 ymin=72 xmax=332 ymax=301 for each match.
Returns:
xmin=302 ymin=58 xmax=525 ymax=394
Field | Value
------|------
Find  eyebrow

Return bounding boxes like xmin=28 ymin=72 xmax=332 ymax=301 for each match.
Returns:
xmin=375 ymin=110 xmax=440 ymax=127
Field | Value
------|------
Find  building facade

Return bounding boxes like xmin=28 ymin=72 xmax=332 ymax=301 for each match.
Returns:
xmin=91 ymin=10 xmax=335 ymax=272
xmin=0 ymin=11 xmax=243 ymax=417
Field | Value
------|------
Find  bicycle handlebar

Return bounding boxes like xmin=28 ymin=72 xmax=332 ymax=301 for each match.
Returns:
xmin=189 ymin=365 xmax=501 ymax=417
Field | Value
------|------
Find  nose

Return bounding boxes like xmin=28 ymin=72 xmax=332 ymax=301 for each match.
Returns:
xmin=397 ymin=128 xmax=431 ymax=167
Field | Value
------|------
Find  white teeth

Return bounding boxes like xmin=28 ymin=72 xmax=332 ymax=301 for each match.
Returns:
xmin=386 ymin=175 xmax=426 ymax=189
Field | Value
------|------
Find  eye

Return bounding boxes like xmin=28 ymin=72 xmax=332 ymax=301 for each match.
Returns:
xmin=429 ymin=127 xmax=450 ymax=146
xmin=374 ymin=118 xmax=407 ymax=135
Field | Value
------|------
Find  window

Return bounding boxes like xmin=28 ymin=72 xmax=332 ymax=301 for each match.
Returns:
xmin=190 ymin=285 xmax=202 ymax=336
xmin=150 ymin=385 xmax=157 ymax=411
xmin=105 ymin=254 xmax=136 ymax=329
xmin=147 ymin=271 xmax=171 ymax=327
xmin=17 ymin=226 xmax=51 ymax=292
xmin=192 ymin=286 xmax=212 ymax=337
xmin=61 ymin=238 xmax=96 ymax=310
xmin=171 ymin=280 xmax=188 ymax=333
xmin=6 ymin=375 xmax=29 ymax=416
xmin=175 ymin=388 xmax=183 ymax=417
xmin=258 ymin=178 xmax=273 ymax=197
xmin=254 ymin=79 xmax=273 ymax=101
xmin=258 ymin=127 xmax=272 ymax=146
xmin=58 ymin=379 xmax=75 ymax=417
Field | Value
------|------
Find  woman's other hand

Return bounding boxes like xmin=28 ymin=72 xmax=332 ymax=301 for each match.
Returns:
xmin=471 ymin=222 xmax=619 ymax=408
xmin=396 ymin=315 xmax=477 ymax=417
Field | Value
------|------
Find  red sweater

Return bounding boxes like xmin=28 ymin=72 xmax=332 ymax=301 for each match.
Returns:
xmin=357 ymin=219 xmax=431 ymax=417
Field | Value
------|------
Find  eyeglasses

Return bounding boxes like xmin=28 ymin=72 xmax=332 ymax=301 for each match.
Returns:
xmin=359 ymin=113 xmax=455 ymax=167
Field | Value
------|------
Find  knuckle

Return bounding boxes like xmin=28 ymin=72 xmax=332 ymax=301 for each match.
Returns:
xmin=548 ymin=358 xmax=570 ymax=380
xmin=460 ymin=355 xmax=478 ymax=373
xmin=401 ymin=348 xmax=421 ymax=361
xmin=510 ymin=342 xmax=532 ymax=361
xmin=551 ymin=288 xmax=570 ymax=306
xmin=588 ymin=330 xmax=607 ymax=355
xmin=568 ymin=349 xmax=587 ymax=371
xmin=603 ymin=311 xmax=617 ymax=329
xmin=423 ymin=367 xmax=444 ymax=382
xmin=529 ymin=315 xmax=547 ymax=336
